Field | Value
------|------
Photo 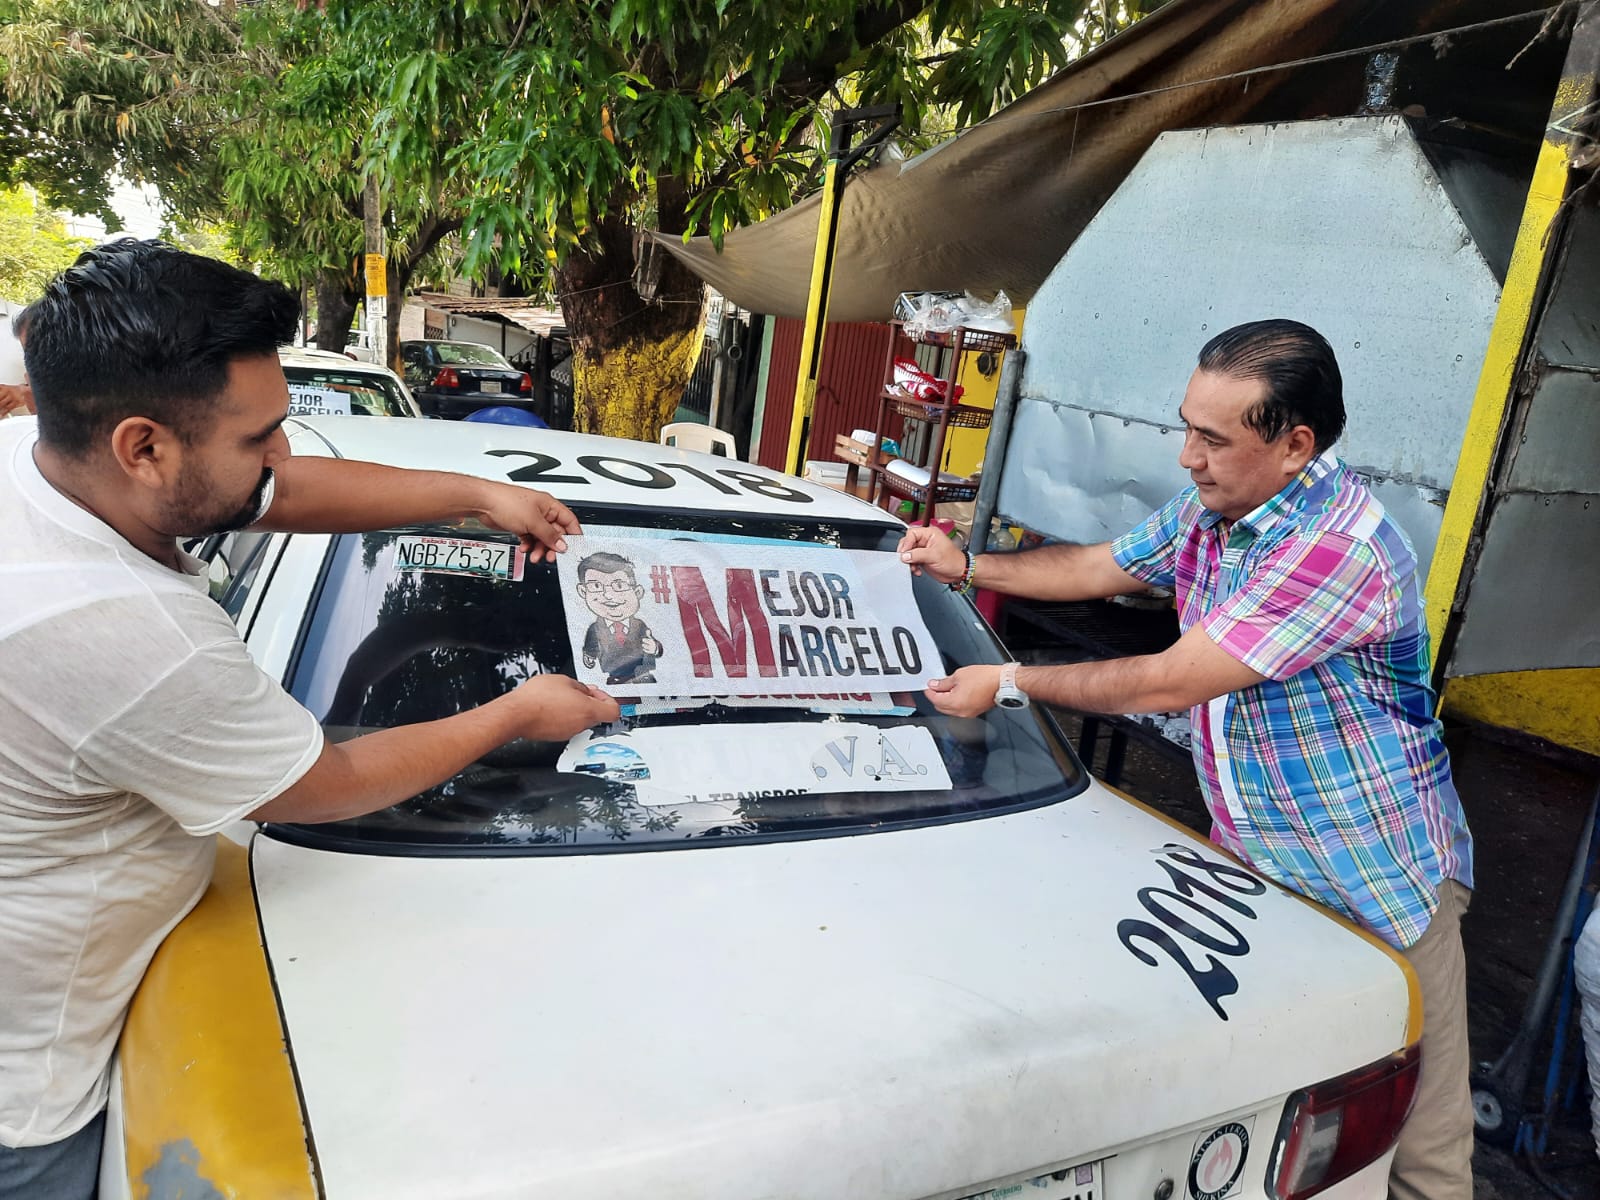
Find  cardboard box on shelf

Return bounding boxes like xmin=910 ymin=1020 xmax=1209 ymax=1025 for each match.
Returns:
xmin=833 ymin=434 xmax=874 ymax=464
xmin=803 ymin=460 xmax=850 ymax=486
xmin=803 ymin=459 xmax=874 ymax=500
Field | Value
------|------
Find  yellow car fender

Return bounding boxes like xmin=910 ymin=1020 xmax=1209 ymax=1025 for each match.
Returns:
xmin=118 ymin=836 xmax=318 ymax=1199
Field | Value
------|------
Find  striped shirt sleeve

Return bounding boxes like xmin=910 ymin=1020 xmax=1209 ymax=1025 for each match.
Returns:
xmin=1111 ymin=490 xmax=1191 ymax=587
xmin=1201 ymin=531 xmax=1398 ymax=680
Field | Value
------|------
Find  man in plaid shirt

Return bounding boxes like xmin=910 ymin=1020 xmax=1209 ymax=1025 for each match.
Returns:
xmin=900 ymin=319 xmax=1474 ymax=1200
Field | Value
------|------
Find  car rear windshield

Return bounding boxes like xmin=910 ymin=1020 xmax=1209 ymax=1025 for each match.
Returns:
xmin=432 ymin=342 xmax=513 ymax=368
xmin=284 ymin=366 xmax=413 ymax=418
xmin=271 ymin=511 xmax=1088 ymax=856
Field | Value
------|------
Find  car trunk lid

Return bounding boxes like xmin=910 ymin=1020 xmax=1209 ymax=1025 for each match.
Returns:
xmin=252 ymin=787 xmax=1413 ymax=1200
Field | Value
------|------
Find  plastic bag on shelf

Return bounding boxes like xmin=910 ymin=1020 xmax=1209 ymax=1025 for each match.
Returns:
xmin=892 ymin=358 xmax=964 ymax=403
xmin=884 ymin=459 xmax=965 ymax=488
xmin=894 ymin=290 xmax=1014 ymax=339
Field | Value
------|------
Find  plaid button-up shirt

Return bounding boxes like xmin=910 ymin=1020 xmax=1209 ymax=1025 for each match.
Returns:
xmin=1111 ymin=454 xmax=1473 ymax=949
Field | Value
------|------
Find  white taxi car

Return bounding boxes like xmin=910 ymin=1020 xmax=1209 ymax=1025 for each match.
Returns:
xmin=279 ymin=346 xmax=422 ymax=418
xmin=103 ymin=418 xmax=1421 ymax=1200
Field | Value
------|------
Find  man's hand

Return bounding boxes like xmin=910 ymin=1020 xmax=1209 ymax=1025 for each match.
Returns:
xmin=926 ymin=665 xmax=1003 ymax=718
xmin=508 ymin=675 xmax=620 ymax=740
xmin=476 ymin=483 xmax=583 ymax=563
xmin=898 ymin=526 xmax=967 ymax=584
xmin=0 ymin=383 xmax=34 ymax=418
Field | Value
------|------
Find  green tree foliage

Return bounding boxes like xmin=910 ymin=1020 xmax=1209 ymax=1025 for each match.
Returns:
xmin=0 ymin=0 xmax=466 ymax=355
xmin=0 ymin=184 xmax=91 ymax=302
xmin=2 ymin=0 xmax=1160 ymax=437
xmin=319 ymin=0 xmax=1158 ymax=438
xmin=0 ymin=0 xmax=259 ymax=223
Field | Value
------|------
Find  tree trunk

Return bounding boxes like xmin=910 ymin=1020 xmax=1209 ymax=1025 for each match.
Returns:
xmin=386 ymin=261 xmax=405 ymax=373
xmin=556 ymin=211 xmax=704 ymax=442
xmin=312 ymin=268 xmax=359 ymax=354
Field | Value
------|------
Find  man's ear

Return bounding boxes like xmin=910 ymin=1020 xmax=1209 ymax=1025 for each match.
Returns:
xmin=1282 ymin=424 xmax=1318 ymax=474
xmin=109 ymin=416 xmax=183 ymax=490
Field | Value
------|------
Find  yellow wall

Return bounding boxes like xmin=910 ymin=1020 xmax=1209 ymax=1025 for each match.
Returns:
xmin=1443 ymin=670 xmax=1600 ymax=756
xmin=941 ymin=309 xmax=1026 ymax=478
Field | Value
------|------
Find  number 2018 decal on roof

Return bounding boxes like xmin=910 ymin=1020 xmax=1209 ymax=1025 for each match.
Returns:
xmin=486 ymin=449 xmax=814 ymax=504
xmin=1117 ymin=844 xmax=1268 ymax=1020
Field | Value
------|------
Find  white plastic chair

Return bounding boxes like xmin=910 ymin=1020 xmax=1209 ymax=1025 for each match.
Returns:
xmin=660 ymin=421 xmax=736 ymax=457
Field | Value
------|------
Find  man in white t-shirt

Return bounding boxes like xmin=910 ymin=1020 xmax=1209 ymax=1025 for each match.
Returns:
xmin=0 ymin=239 xmax=620 ymax=1199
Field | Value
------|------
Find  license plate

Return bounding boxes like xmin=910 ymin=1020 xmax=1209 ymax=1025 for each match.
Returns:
xmin=960 ymin=1160 xmax=1103 ymax=1200
xmin=392 ymin=536 xmax=523 ymax=581
xmin=481 ymin=379 xmax=502 ymax=394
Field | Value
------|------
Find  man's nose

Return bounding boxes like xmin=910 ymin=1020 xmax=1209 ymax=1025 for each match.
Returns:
xmin=1178 ymin=431 xmax=1203 ymax=469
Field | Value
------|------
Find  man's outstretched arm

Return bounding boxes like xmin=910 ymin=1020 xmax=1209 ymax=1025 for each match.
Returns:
xmin=251 ymin=676 xmax=619 ymax=824
xmin=257 ymin=457 xmax=580 ymax=561
xmin=898 ymin=526 xmax=1147 ymax=602
xmin=925 ymin=623 xmax=1267 ymax=718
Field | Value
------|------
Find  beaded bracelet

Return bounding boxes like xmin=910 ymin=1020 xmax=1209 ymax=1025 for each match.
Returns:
xmin=949 ymin=549 xmax=976 ymax=594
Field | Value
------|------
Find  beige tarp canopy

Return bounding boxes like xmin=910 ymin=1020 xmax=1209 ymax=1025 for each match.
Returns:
xmin=660 ymin=0 xmax=1554 ymax=322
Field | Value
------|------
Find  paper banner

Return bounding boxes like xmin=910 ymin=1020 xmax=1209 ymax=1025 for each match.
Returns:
xmin=287 ymin=384 xmax=352 ymax=417
xmin=558 ymin=532 xmax=942 ymax=697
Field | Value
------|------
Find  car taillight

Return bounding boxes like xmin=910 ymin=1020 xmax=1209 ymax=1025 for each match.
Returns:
xmin=433 ymin=367 xmax=460 ymax=388
xmin=518 ymin=371 xmax=533 ymax=395
xmin=1269 ymin=1045 xmax=1420 ymax=1199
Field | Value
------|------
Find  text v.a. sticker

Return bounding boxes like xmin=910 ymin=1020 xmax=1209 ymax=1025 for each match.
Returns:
xmin=556 ymin=722 xmax=952 ymax=806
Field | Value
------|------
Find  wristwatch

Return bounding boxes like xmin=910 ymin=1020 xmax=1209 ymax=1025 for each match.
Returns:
xmin=994 ymin=661 xmax=1030 ymax=709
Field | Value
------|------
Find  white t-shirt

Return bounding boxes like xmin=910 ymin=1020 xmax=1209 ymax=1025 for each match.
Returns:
xmin=0 ymin=418 xmax=324 ymax=1147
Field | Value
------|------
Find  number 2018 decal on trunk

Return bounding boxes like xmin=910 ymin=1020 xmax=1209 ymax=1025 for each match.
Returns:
xmin=1117 ymin=844 xmax=1267 ymax=1020
xmin=486 ymin=449 xmax=814 ymax=504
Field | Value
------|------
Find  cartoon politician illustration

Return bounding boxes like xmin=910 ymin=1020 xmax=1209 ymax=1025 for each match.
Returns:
xmin=576 ymin=551 xmax=663 ymax=686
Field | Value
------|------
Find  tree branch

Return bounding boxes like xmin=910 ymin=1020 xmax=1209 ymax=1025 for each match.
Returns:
xmin=726 ymin=0 xmax=930 ymax=102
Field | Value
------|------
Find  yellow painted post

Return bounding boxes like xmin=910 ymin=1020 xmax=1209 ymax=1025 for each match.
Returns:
xmin=1424 ymin=3 xmax=1600 ymax=658
xmin=784 ymin=105 xmax=899 ymax=476
xmin=785 ymin=157 xmax=844 ymax=476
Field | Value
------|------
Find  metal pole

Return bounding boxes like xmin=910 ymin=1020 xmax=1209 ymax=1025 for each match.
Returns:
xmin=1424 ymin=1 xmax=1600 ymax=678
xmin=362 ymin=173 xmax=388 ymax=368
xmin=970 ymin=348 xmax=1026 ymax=552
xmin=708 ymin=308 xmax=730 ymax=429
xmin=784 ymin=105 xmax=899 ymax=476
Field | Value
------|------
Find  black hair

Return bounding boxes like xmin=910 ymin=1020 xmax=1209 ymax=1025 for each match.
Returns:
xmin=577 ymin=551 xmax=639 ymax=585
xmin=23 ymin=239 xmax=299 ymax=457
xmin=1196 ymin=319 xmax=1345 ymax=452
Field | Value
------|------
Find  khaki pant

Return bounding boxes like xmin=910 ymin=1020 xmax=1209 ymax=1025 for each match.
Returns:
xmin=1389 ymin=880 xmax=1475 ymax=1200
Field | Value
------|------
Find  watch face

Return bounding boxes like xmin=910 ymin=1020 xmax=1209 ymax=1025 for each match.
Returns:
xmin=996 ymin=688 xmax=1029 ymax=709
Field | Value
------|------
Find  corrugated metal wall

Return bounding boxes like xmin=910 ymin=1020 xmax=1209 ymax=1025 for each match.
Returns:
xmin=756 ymin=319 xmax=907 ymax=470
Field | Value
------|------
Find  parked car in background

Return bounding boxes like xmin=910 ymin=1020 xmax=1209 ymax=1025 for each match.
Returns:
xmin=400 ymin=339 xmax=534 ymax=419
xmin=102 ymin=417 xmax=1422 ymax=1200
xmin=343 ymin=328 xmax=376 ymax=363
xmin=279 ymin=347 xmax=421 ymax=419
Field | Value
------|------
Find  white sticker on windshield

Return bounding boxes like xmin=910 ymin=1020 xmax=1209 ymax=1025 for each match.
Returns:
xmin=623 ymin=692 xmax=911 ymax=716
xmin=392 ymin=536 xmax=525 ymax=581
xmin=287 ymin=385 xmax=352 ymax=417
xmin=557 ymin=722 xmax=951 ymax=804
